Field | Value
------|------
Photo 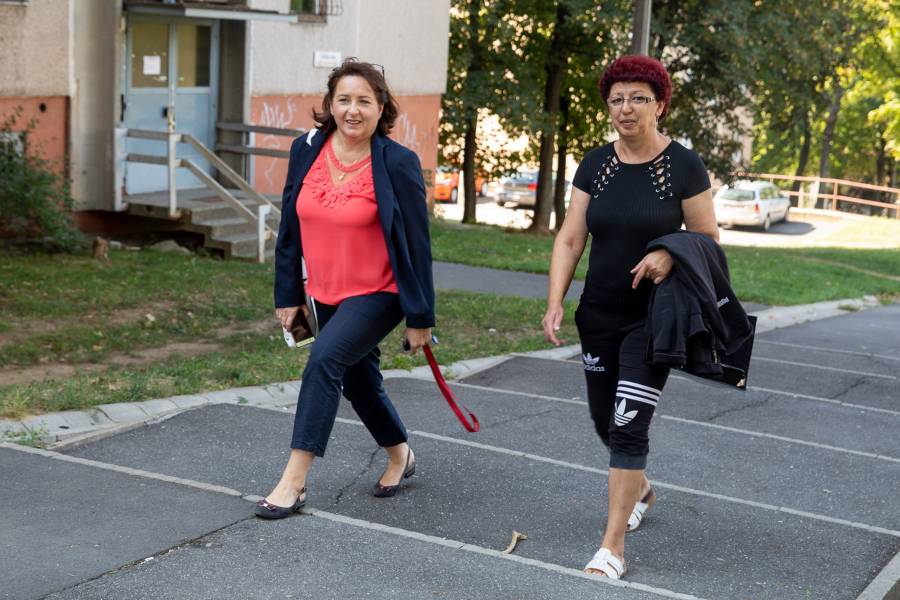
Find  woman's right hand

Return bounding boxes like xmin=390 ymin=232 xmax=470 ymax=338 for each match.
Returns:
xmin=542 ymin=303 xmax=565 ymax=347
xmin=275 ymin=305 xmax=308 ymax=330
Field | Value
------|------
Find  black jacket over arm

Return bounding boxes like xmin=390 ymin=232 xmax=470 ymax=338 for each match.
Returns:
xmin=645 ymin=231 xmax=756 ymax=389
xmin=274 ymin=130 xmax=435 ymax=328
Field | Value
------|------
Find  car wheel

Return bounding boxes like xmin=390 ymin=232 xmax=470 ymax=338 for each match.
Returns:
xmin=761 ymin=214 xmax=771 ymax=232
xmin=783 ymin=206 xmax=790 ymax=222
xmin=479 ymin=182 xmax=488 ymax=196
xmin=450 ymin=187 xmax=458 ymax=203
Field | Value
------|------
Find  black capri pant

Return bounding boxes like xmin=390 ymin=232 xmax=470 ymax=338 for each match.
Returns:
xmin=575 ymin=303 xmax=670 ymax=470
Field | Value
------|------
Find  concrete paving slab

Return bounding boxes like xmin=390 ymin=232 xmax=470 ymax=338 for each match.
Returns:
xmin=96 ymin=402 xmax=148 ymax=423
xmin=759 ymin=303 xmax=900 ymax=357
xmin=744 ymin=359 xmax=898 ymax=412
xmin=752 ymin=339 xmax=899 ymax=377
xmin=369 ymin=380 xmax=900 ymax=531
xmin=461 ymin=356 xmax=900 ymax=457
xmin=460 ymin=357 xmax=900 ymax=448
xmin=0 ymin=447 xmax=250 ymax=600
xmin=138 ymin=398 xmax=179 ymax=415
xmin=167 ymin=394 xmax=210 ymax=410
xmin=62 ymin=404 xmax=898 ymax=599
xmin=44 ymin=511 xmax=653 ymax=600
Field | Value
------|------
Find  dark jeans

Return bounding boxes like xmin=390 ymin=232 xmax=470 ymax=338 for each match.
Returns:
xmin=290 ymin=292 xmax=407 ymax=456
xmin=575 ymin=304 xmax=670 ymax=470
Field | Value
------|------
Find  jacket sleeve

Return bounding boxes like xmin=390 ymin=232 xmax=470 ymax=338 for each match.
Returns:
xmin=274 ymin=136 xmax=306 ymax=308
xmin=390 ymin=148 xmax=435 ymax=328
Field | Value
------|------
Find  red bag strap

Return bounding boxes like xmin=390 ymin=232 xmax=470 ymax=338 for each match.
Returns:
xmin=422 ymin=345 xmax=480 ymax=433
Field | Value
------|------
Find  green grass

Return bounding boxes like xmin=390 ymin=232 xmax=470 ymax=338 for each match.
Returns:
xmin=429 ymin=219 xmax=900 ymax=306
xmin=430 ymin=219 xmax=590 ymax=279
xmin=3 ymin=217 xmax=898 ymax=419
xmin=0 ymin=247 xmax=576 ymax=418
xmin=818 ymin=217 xmax=900 ymax=248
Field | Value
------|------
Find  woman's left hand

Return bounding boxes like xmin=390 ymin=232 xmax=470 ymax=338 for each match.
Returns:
xmin=404 ymin=327 xmax=433 ymax=354
xmin=630 ymin=249 xmax=673 ymax=288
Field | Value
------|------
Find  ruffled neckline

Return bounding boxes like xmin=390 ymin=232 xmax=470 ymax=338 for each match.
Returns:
xmin=303 ymin=147 xmax=375 ymax=209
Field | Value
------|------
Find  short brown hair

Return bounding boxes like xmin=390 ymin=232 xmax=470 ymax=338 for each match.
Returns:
xmin=312 ymin=58 xmax=398 ymax=136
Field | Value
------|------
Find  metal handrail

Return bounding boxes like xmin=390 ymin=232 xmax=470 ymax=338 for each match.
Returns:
xmin=121 ymin=125 xmax=277 ymax=262
xmin=215 ymin=121 xmax=305 ymax=160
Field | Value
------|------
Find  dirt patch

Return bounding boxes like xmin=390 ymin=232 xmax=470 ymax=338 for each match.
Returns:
xmin=795 ymin=256 xmax=900 ymax=283
xmin=0 ymin=313 xmax=281 ymax=387
xmin=0 ymin=341 xmax=222 ymax=386
xmin=0 ymin=301 xmax=178 ymax=347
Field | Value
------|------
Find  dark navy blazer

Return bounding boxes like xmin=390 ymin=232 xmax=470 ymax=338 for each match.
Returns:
xmin=274 ymin=129 xmax=435 ymax=329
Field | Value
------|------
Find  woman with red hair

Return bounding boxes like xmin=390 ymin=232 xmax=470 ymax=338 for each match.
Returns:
xmin=542 ymin=55 xmax=719 ymax=579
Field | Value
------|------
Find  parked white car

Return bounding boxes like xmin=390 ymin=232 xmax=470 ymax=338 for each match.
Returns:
xmin=713 ymin=180 xmax=791 ymax=231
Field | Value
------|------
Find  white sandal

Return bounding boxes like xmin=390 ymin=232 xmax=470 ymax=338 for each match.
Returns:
xmin=584 ymin=547 xmax=626 ymax=579
xmin=627 ymin=488 xmax=656 ymax=532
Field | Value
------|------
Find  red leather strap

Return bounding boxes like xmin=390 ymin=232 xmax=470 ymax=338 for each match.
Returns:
xmin=423 ymin=345 xmax=480 ymax=433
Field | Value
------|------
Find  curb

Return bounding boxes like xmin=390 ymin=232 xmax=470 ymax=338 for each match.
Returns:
xmin=0 ymin=295 xmax=887 ymax=449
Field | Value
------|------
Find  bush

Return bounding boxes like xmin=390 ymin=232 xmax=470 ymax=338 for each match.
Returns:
xmin=0 ymin=109 xmax=86 ymax=252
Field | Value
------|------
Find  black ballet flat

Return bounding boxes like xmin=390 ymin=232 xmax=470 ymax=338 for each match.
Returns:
xmin=372 ymin=450 xmax=415 ymax=498
xmin=254 ymin=488 xmax=307 ymax=519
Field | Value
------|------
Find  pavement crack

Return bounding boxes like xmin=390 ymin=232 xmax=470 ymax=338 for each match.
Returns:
xmin=705 ymin=394 xmax=774 ymax=422
xmin=484 ymin=407 xmax=561 ymax=429
xmin=333 ymin=447 xmax=379 ymax=506
xmin=829 ymin=376 xmax=868 ymax=400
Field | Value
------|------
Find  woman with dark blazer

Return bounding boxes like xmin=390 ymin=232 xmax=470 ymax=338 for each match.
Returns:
xmin=255 ymin=59 xmax=435 ymax=519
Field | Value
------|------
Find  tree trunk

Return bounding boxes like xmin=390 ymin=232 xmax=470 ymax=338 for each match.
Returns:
xmin=461 ymin=0 xmax=483 ymax=224
xmin=552 ymin=95 xmax=569 ymax=230
xmin=792 ymin=113 xmax=811 ymax=193
xmin=529 ymin=3 xmax=568 ymax=234
xmin=461 ymin=113 xmax=478 ymax=223
xmin=818 ymin=83 xmax=845 ymax=179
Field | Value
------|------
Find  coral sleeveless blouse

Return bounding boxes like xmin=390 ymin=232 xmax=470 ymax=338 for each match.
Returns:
xmin=296 ymin=137 xmax=398 ymax=305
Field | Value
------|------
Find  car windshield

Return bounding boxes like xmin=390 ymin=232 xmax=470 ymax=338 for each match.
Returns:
xmin=718 ymin=189 xmax=755 ymax=202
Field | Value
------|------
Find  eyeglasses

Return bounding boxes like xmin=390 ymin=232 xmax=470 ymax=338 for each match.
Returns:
xmin=607 ymin=96 xmax=656 ymax=109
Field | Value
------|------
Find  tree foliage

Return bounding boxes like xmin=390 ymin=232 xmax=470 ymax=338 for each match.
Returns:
xmin=441 ymin=0 xmax=898 ymax=228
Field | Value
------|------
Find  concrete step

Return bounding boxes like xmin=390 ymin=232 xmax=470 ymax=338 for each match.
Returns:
xmin=209 ymin=231 xmax=276 ymax=260
xmin=190 ymin=215 xmax=278 ymax=239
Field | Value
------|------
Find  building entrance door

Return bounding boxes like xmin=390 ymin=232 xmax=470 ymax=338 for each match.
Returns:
xmin=124 ymin=17 xmax=219 ymax=194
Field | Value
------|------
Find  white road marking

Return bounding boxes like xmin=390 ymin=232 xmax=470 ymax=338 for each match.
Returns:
xmin=329 ymin=422 xmax=900 ymax=538
xmin=0 ymin=442 xmax=706 ymax=600
xmin=751 ymin=356 xmax=897 ymax=380
xmin=449 ymin=381 xmax=900 ymax=462
xmin=756 ymin=339 xmax=900 ymax=363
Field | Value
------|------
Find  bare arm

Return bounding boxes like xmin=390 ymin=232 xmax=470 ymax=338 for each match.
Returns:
xmin=542 ymin=187 xmax=590 ymax=345
xmin=682 ymin=188 xmax=719 ymax=241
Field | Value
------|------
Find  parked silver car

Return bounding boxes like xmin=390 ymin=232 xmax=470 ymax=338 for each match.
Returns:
xmin=713 ymin=180 xmax=791 ymax=231
xmin=495 ymin=170 xmax=571 ymax=208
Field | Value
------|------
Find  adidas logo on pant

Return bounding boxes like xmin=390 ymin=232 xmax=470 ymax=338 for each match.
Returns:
xmin=612 ymin=380 xmax=661 ymax=427
xmin=582 ymin=353 xmax=606 ymax=372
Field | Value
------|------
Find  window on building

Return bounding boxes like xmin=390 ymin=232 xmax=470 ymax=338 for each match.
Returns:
xmin=0 ymin=132 xmax=24 ymax=156
xmin=291 ymin=0 xmax=322 ymax=15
